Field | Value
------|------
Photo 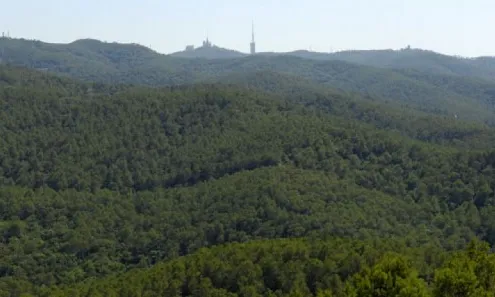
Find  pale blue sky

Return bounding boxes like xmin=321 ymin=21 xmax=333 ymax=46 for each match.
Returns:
xmin=1 ymin=0 xmax=493 ymax=57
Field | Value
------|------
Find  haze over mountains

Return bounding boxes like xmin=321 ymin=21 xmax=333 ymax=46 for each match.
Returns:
xmin=4 ymin=35 xmax=495 ymax=296
xmin=171 ymin=43 xmax=495 ymax=81
xmin=2 ymin=36 xmax=495 ymax=124
xmin=4 ymin=36 xmax=495 ymax=79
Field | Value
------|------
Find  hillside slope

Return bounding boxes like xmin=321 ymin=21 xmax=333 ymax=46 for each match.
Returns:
xmin=212 ymin=70 xmax=495 ymax=149
xmin=0 ymin=166 xmax=447 ymax=287
xmin=3 ymin=66 xmax=495 ymax=290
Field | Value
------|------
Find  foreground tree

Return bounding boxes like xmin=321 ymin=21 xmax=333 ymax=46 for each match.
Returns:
xmin=433 ymin=240 xmax=495 ymax=297
xmin=346 ymin=254 xmax=430 ymax=297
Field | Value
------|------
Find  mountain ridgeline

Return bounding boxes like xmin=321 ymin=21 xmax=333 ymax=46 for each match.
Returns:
xmin=2 ymin=37 xmax=495 ymax=296
xmin=2 ymin=37 xmax=495 ymax=124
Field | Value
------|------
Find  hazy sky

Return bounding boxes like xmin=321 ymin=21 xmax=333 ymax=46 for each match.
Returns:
xmin=1 ymin=0 xmax=493 ymax=57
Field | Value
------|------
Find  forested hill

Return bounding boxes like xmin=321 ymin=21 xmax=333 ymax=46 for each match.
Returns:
xmin=3 ymin=38 xmax=495 ymax=81
xmin=280 ymin=48 xmax=495 ymax=81
xmin=3 ymin=37 xmax=495 ymax=125
xmin=209 ymin=70 xmax=495 ymax=150
xmin=4 ymin=65 xmax=495 ymax=295
xmin=0 ymin=37 xmax=173 ymax=82
xmin=2 ymin=64 xmax=495 ymax=151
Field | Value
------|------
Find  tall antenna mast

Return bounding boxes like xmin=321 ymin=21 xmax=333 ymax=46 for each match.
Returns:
xmin=203 ymin=28 xmax=211 ymax=47
xmin=252 ymin=21 xmax=255 ymax=43
xmin=250 ymin=21 xmax=256 ymax=54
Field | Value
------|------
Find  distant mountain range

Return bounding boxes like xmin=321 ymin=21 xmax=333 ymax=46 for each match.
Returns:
xmin=2 ymin=37 xmax=495 ymax=125
xmin=170 ymin=43 xmax=495 ymax=81
xmin=3 ymin=37 xmax=495 ymax=81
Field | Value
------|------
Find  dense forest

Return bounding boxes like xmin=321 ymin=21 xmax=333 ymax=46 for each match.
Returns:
xmin=34 ymin=239 xmax=495 ymax=297
xmin=2 ymin=37 xmax=495 ymax=296
xmin=5 ymin=238 xmax=495 ymax=296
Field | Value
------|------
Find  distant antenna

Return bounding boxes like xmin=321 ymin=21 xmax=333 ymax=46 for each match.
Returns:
xmin=203 ymin=28 xmax=212 ymax=47
xmin=250 ymin=21 xmax=256 ymax=54
xmin=251 ymin=21 xmax=255 ymax=43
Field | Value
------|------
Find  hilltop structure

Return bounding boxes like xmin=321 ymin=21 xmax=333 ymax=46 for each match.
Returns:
xmin=202 ymin=34 xmax=212 ymax=48
xmin=1 ymin=31 xmax=11 ymax=39
xmin=185 ymin=23 xmax=256 ymax=54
